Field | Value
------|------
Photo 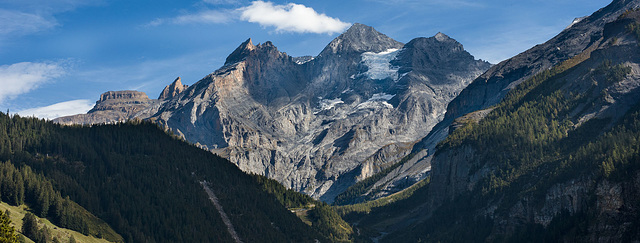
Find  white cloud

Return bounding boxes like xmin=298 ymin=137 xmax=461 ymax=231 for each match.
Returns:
xmin=17 ymin=99 xmax=94 ymax=120
xmin=0 ymin=9 xmax=57 ymax=36
xmin=0 ymin=62 xmax=66 ymax=103
xmin=146 ymin=1 xmax=349 ymax=34
xmin=239 ymin=1 xmax=350 ymax=34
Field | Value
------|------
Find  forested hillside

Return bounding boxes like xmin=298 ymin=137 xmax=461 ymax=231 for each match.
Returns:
xmin=349 ymin=8 xmax=640 ymax=242
xmin=0 ymin=113 xmax=330 ymax=242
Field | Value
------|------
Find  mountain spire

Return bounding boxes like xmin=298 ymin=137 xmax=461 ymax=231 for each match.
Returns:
xmin=158 ymin=77 xmax=188 ymax=100
xmin=225 ymin=38 xmax=256 ymax=65
xmin=319 ymin=23 xmax=403 ymax=56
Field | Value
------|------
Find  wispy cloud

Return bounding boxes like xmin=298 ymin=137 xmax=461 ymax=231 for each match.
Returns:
xmin=146 ymin=10 xmax=235 ymax=26
xmin=239 ymin=1 xmax=350 ymax=34
xmin=0 ymin=0 xmax=104 ymax=39
xmin=17 ymin=99 xmax=94 ymax=120
xmin=0 ymin=9 xmax=57 ymax=37
xmin=0 ymin=62 xmax=66 ymax=104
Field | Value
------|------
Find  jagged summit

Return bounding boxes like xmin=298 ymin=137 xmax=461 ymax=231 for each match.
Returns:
xmin=225 ymin=38 xmax=256 ymax=65
xmin=319 ymin=23 xmax=403 ymax=55
xmin=224 ymin=38 xmax=287 ymax=66
xmin=159 ymin=77 xmax=188 ymax=100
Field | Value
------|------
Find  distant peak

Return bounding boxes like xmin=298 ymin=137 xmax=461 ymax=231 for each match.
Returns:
xmin=434 ymin=32 xmax=451 ymax=41
xmin=225 ymin=38 xmax=256 ymax=65
xmin=320 ymin=23 xmax=403 ymax=55
xmin=345 ymin=23 xmax=372 ymax=32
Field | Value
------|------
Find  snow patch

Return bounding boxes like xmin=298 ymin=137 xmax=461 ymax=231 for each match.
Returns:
xmin=360 ymin=49 xmax=400 ymax=80
xmin=314 ymin=97 xmax=344 ymax=114
xmin=356 ymin=93 xmax=395 ymax=110
xmin=370 ymin=93 xmax=395 ymax=101
xmin=566 ymin=16 xmax=586 ymax=29
xmin=293 ymin=56 xmax=314 ymax=65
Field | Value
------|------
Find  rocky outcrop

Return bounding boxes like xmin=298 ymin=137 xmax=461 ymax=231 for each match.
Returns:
xmin=54 ymin=90 xmax=159 ymax=125
xmin=158 ymin=77 xmax=188 ymax=100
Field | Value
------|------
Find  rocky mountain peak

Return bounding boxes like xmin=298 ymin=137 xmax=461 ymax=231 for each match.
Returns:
xmin=434 ymin=32 xmax=451 ymax=42
xmin=225 ymin=38 xmax=256 ymax=65
xmin=319 ymin=23 xmax=403 ymax=56
xmin=393 ymin=33 xmax=485 ymax=70
xmin=159 ymin=77 xmax=189 ymax=100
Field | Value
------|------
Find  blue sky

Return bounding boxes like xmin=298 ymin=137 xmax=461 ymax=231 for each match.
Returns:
xmin=0 ymin=0 xmax=612 ymax=119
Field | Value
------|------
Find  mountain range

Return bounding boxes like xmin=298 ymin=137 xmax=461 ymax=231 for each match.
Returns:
xmin=28 ymin=0 xmax=640 ymax=242
xmin=55 ymin=23 xmax=491 ymax=202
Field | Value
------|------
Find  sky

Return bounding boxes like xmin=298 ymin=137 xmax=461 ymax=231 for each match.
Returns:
xmin=0 ymin=0 xmax=612 ymax=119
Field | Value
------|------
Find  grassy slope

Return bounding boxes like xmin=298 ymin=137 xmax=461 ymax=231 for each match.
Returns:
xmin=0 ymin=202 xmax=110 ymax=243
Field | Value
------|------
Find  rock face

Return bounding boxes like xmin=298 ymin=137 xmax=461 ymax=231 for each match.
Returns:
xmin=54 ymin=90 xmax=158 ymax=125
xmin=158 ymin=77 xmax=188 ymax=100
xmin=146 ymin=23 xmax=490 ymax=201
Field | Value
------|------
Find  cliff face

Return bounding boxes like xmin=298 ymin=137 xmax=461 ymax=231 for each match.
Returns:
xmin=146 ymin=24 xmax=490 ymax=201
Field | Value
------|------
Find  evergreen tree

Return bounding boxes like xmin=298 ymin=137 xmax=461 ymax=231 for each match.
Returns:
xmin=21 ymin=213 xmax=37 ymax=241
xmin=0 ymin=210 xmax=18 ymax=243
